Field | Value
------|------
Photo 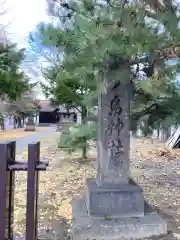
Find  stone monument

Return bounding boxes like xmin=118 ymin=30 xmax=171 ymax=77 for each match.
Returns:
xmin=56 ymin=116 xmax=71 ymax=134
xmin=72 ymin=79 xmax=167 ymax=239
xmin=25 ymin=116 xmax=36 ymax=131
xmin=56 ymin=120 xmax=62 ymax=132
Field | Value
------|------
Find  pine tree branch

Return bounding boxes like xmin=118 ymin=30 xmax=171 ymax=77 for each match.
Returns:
xmin=71 ymin=104 xmax=82 ymax=113
xmin=145 ymin=10 xmax=159 ymax=20
xmin=129 ymin=43 xmax=180 ymax=66
xmin=53 ymin=0 xmax=127 ymax=26
xmin=105 ymin=0 xmax=127 ymax=8
xmin=131 ymin=103 xmax=158 ymax=120
xmin=54 ymin=1 xmax=180 ymax=65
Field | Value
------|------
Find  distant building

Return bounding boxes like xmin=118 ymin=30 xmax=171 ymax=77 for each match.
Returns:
xmin=37 ymin=100 xmax=59 ymax=125
xmin=37 ymin=100 xmax=81 ymax=125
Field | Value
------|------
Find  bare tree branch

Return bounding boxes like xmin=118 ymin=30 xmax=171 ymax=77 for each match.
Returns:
xmin=0 ymin=0 xmax=12 ymax=37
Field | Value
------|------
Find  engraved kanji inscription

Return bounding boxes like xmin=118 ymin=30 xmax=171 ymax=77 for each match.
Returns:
xmin=107 ymin=94 xmax=125 ymax=157
xmin=108 ymin=139 xmax=124 ymax=156
xmin=107 ymin=117 xmax=124 ymax=136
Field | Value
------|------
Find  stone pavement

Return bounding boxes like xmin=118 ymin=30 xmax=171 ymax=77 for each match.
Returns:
xmin=0 ymin=126 xmax=56 ymax=153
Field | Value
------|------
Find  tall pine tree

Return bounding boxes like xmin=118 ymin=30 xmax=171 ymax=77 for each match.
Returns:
xmin=30 ymin=0 xmax=180 ymax=152
xmin=0 ymin=43 xmax=30 ymax=100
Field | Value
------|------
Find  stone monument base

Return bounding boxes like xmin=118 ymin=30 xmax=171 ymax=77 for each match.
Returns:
xmin=56 ymin=125 xmax=62 ymax=132
xmin=86 ymin=179 xmax=144 ymax=217
xmin=72 ymin=197 xmax=167 ymax=240
xmin=25 ymin=125 xmax=36 ymax=131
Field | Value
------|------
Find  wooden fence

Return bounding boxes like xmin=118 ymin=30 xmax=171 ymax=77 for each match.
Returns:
xmin=0 ymin=140 xmax=49 ymax=240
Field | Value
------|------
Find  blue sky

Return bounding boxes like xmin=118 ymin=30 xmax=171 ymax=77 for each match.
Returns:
xmin=1 ymin=0 xmax=50 ymax=98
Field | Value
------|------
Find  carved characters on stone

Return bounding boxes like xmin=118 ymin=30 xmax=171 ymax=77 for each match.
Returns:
xmin=107 ymin=116 xmax=124 ymax=136
xmin=108 ymin=139 xmax=124 ymax=156
xmin=107 ymin=95 xmax=124 ymax=158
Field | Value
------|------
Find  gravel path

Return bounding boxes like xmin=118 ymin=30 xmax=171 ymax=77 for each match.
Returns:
xmin=131 ymin=137 xmax=180 ymax=240
xmin=14 ymin=132 xmax=61 ymax=237
xmin=13 ymin=135 xmax=180 ymax=240
xmin=14 ymin=126 xmax=56 ymax=153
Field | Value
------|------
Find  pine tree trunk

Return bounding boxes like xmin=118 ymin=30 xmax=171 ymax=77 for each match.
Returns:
xmin=13 ymin=116 xmax=17 ymax=129
xmin=22 ymin=115 xmax=25 ymax=127
xmin=18 ymin=117 xmax=22 ymax=128
xmin=82 ymin=145 xmax=87 ymax=159
xmin=82 ymin=106 xmax=87 ymax=159
xmin=143 ymin=120 xmax=148 ymax=137
xmin=157 ymin=126 xmax=160 ymax=138
xmin=1 ymin=116 xmax=4 ymax=130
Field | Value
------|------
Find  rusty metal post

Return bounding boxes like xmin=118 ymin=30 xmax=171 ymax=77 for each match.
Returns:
xmin=26 ymin=141 xmax=40 ymax=240
xmin=0 ymin=141 xmax=15 ymax=240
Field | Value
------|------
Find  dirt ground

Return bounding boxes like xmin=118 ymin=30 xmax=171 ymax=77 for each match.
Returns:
xmin=13 ymin=134 xmax=180 ymax=239
xmin=0 ymin=127 xmax=49 ymax=140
